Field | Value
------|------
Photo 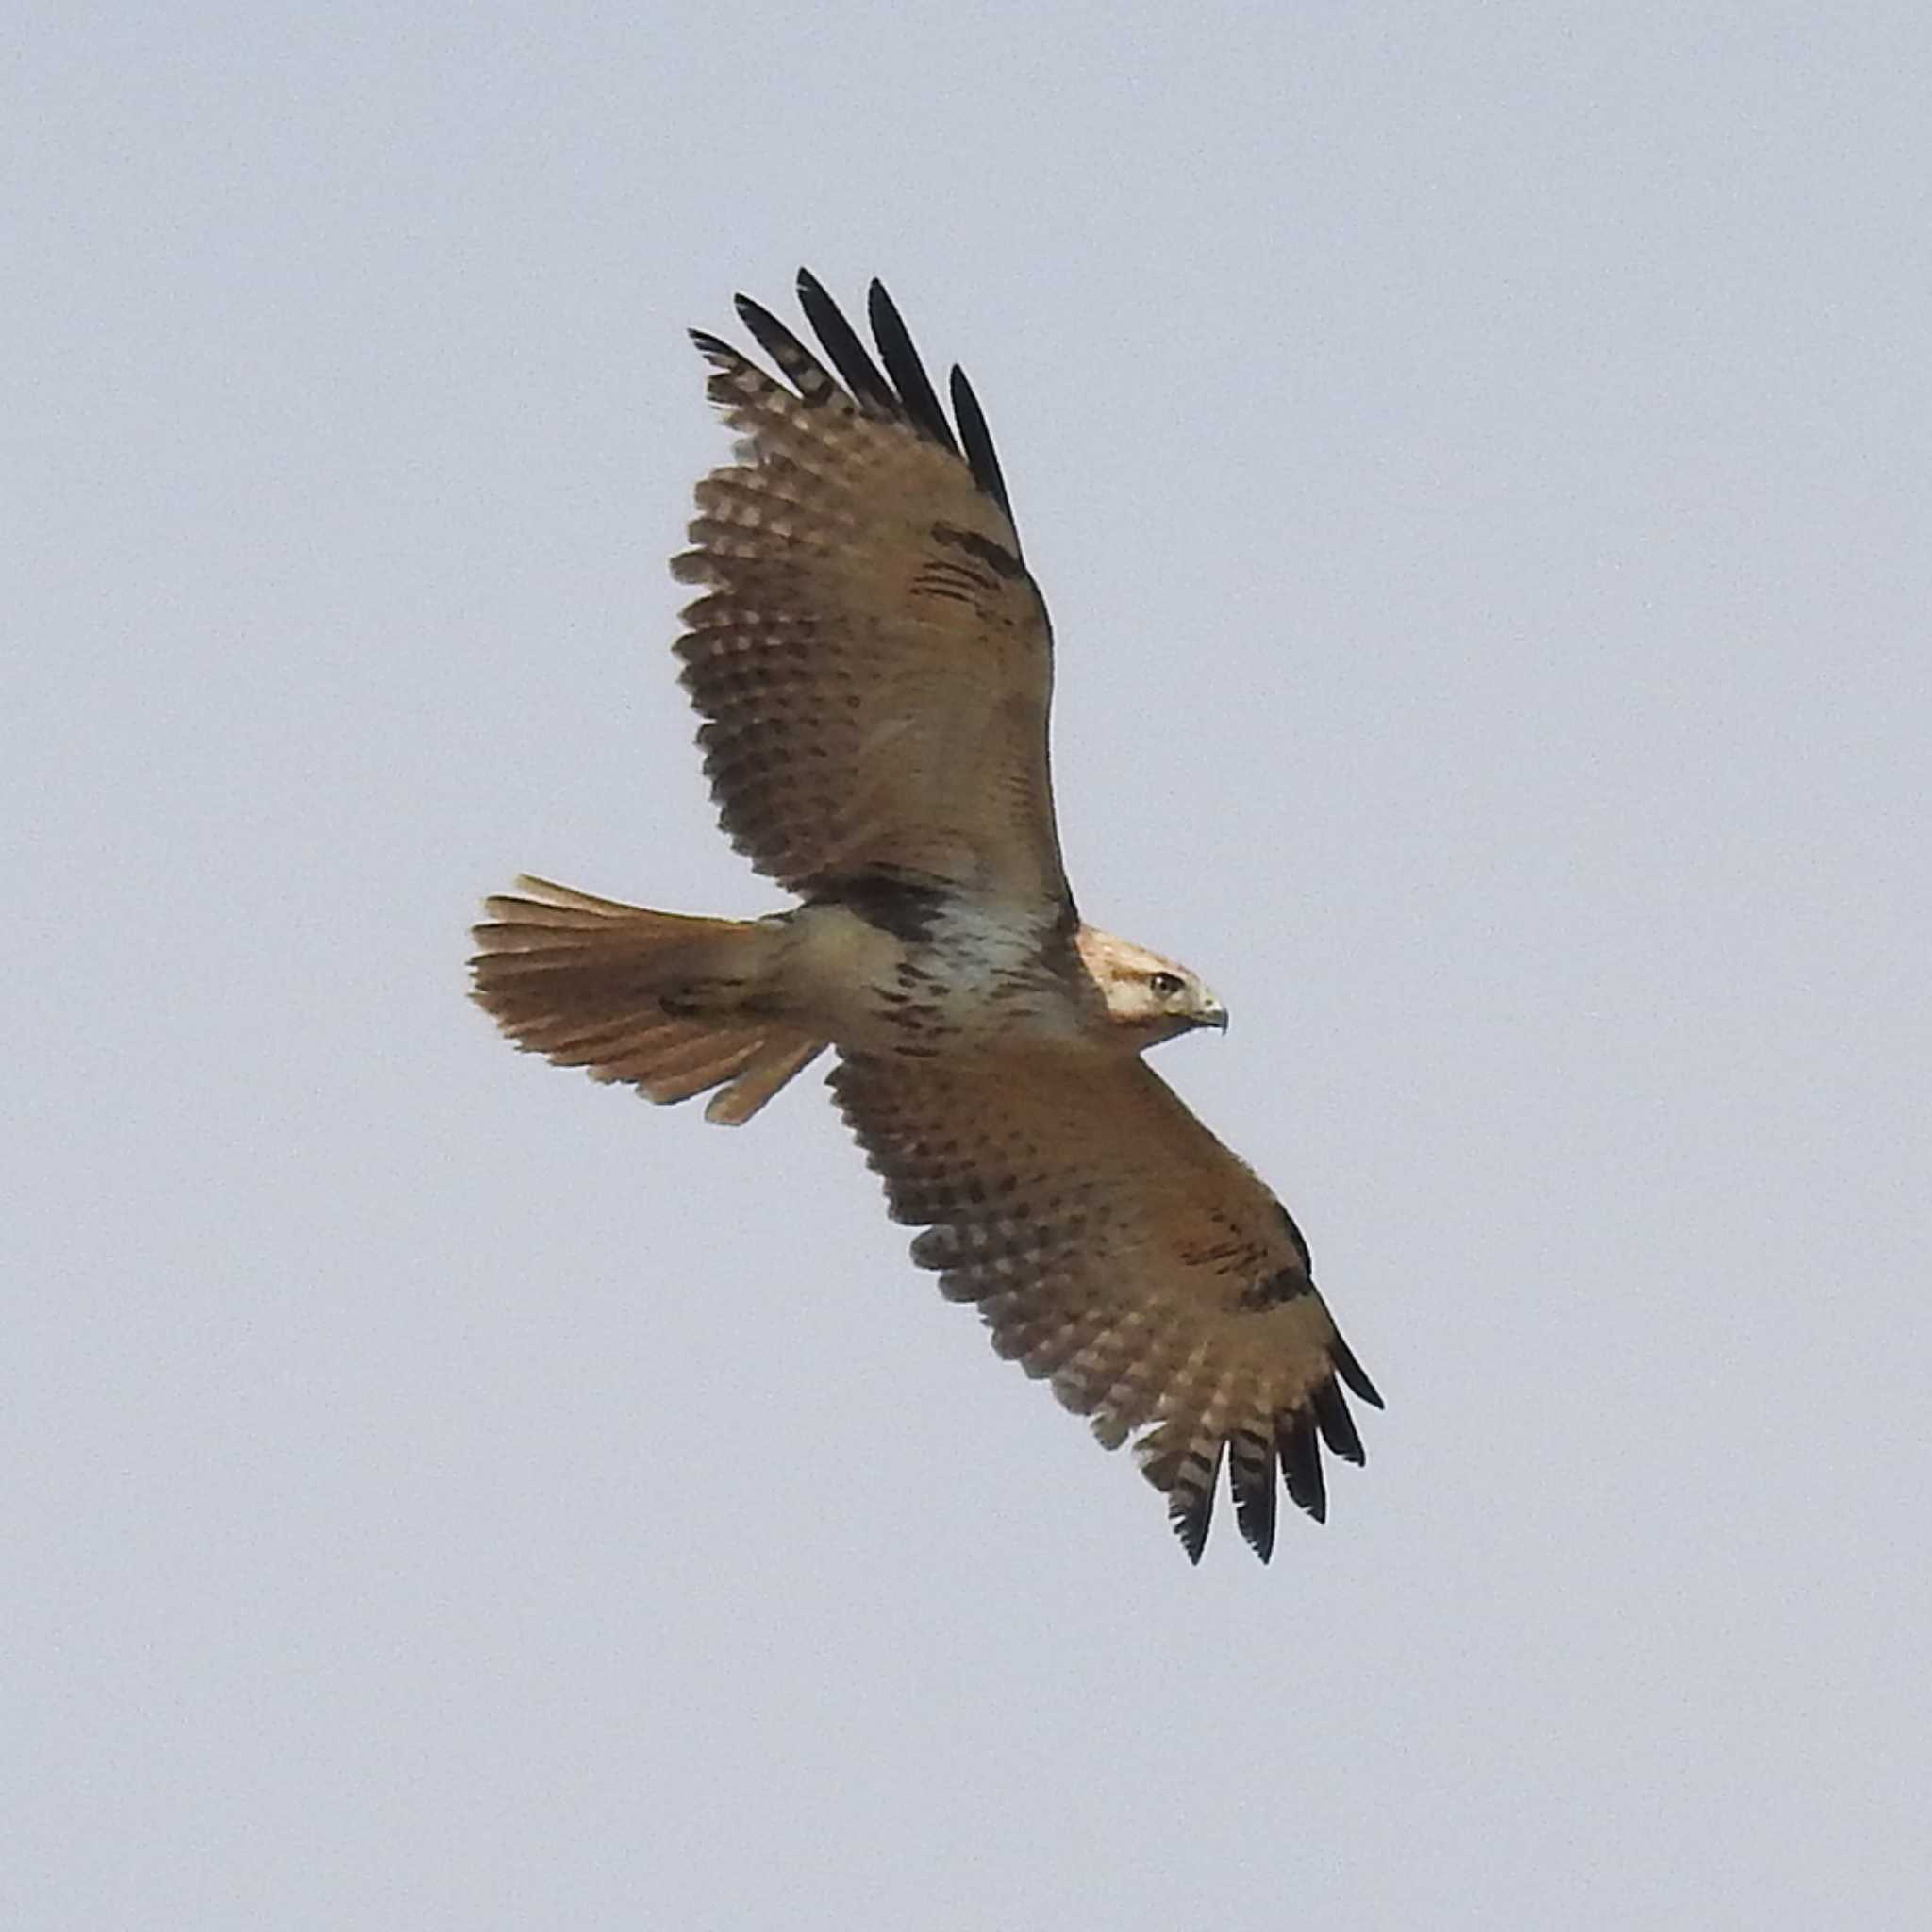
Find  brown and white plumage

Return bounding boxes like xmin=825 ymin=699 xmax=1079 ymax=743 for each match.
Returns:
xmin=831 ymin=1054 xmax=1379 ymax=1563
xmin=676 ymin=274 xmax=1069 ymax=912
xmin=472 ymin=270 xmax=1381 ymax=1561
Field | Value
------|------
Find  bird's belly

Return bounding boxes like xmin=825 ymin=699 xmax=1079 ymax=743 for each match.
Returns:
xmin=857 ymin=947 xmax=1078 ymax=1056
xmin=780 ymin=900 xmax=1081 ymax=1057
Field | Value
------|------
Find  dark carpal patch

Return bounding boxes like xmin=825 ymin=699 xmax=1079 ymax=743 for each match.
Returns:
xmin=1237 ymin=1260 xmax=1316 ymax=1311
xmin=930 ymin=521 xmax=1026 ymax=582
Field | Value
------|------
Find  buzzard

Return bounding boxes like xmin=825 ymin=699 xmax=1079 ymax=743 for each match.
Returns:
xmin=471 ymin=271 xmax=1381 ymax=1561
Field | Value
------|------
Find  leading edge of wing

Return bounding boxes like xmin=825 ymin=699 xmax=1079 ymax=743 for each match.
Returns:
xmin=718 ymin=269 xmax=1023 ymax=554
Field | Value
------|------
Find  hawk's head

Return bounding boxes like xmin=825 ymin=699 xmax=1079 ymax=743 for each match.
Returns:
xmin=1075 ymin=927 xmax=1228 ymax=1049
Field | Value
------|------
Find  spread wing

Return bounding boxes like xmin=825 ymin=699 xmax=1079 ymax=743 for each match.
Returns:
xmin=831 ymin=1051 xmax=1382 ymax=1562
xmin=672 ymin=272 xmax=1072 ymax=915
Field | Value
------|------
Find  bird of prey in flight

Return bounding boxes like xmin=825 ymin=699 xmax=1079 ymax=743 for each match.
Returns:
xmin=471 ymin=271 xmax=1381 ymax=1561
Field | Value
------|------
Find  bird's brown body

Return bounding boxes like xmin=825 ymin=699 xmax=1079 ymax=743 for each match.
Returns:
xmin=472 ymin=271 xmax=1380 ymax=1560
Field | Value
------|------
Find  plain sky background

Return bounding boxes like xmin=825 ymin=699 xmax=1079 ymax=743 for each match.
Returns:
xmin=8 ymin=4 xmax=1929 ymax=1925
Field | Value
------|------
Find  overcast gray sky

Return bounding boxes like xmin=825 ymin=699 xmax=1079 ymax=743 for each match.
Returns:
xmin=8 ymin=4 xmax=1929 ymax=1925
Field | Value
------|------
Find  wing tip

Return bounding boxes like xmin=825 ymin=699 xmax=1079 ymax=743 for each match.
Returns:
xmin=730 ymin=291 xmax=774 ymax=336
xmin=1311 ymin=1374 xmax=1367 ymax=1467
xmin=1228 ymin=1427 xmax=1279 ymax=1562
xmin=1278 ymin=1411 xmax=1328 ymax=1524
xmin=1332 ymin=1332 xmax=1384 ymax=1409
xmin=948 ymin=362 xmax=1019 ymax=536
xmin=1173 ymin=1496 xmax=1211 ymax=1565
xmin=704 ymin=269 xmax=1022 ymax=538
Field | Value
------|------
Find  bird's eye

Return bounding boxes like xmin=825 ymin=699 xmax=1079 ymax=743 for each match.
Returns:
xmin=1149 ymin=972 xmax=1186 ymax=999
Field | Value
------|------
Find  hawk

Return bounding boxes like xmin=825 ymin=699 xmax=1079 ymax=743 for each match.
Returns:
xmin=471 ymin=271 xmax=1381 ymax=1561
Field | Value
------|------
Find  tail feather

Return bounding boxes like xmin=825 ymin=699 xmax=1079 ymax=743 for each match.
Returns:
xmin=470 ymin=875 xmax=824 ymax=1124
xmin=704 ymin=1034 xmax=827 ymax=1125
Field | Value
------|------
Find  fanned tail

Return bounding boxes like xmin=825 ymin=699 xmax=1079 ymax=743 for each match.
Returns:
xmin=468 ymin=876 xmax=824 ymax=1124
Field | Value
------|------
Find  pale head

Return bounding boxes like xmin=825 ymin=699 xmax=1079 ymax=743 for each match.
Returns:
xmin=1075 ymin=926 xmax=1228 ymax=1048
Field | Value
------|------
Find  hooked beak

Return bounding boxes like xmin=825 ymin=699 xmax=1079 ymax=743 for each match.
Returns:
xmin=1198 ymin=993 xmax=1229 ymax=1034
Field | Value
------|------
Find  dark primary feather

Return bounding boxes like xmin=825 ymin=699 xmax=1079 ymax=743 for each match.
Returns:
xmin=732 ymin=295 xmax=839 ymax=407
xmin=866 ymin=280 xmax=961 ymax=457
xmin=1278 ymin=1411 xmax=1326 ymax=1523
xmin=1310 ymin=1376 xmax=1366 ymax=1463
xmin=1331 ymin=1332 xmax=1384 ymax=1409
xmin=722 ymin=269 xmax=1023 ymax=546
xmin=796 ymin=267 xmax=899 ymax=418
xmin=949 ymin=364 xmax=1019 ymax=539
xmin=1227 ymin=1427 xmax=1277 ymax=1561
xmin=1173 ymin=1448 xmax=1221 ymax=1564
